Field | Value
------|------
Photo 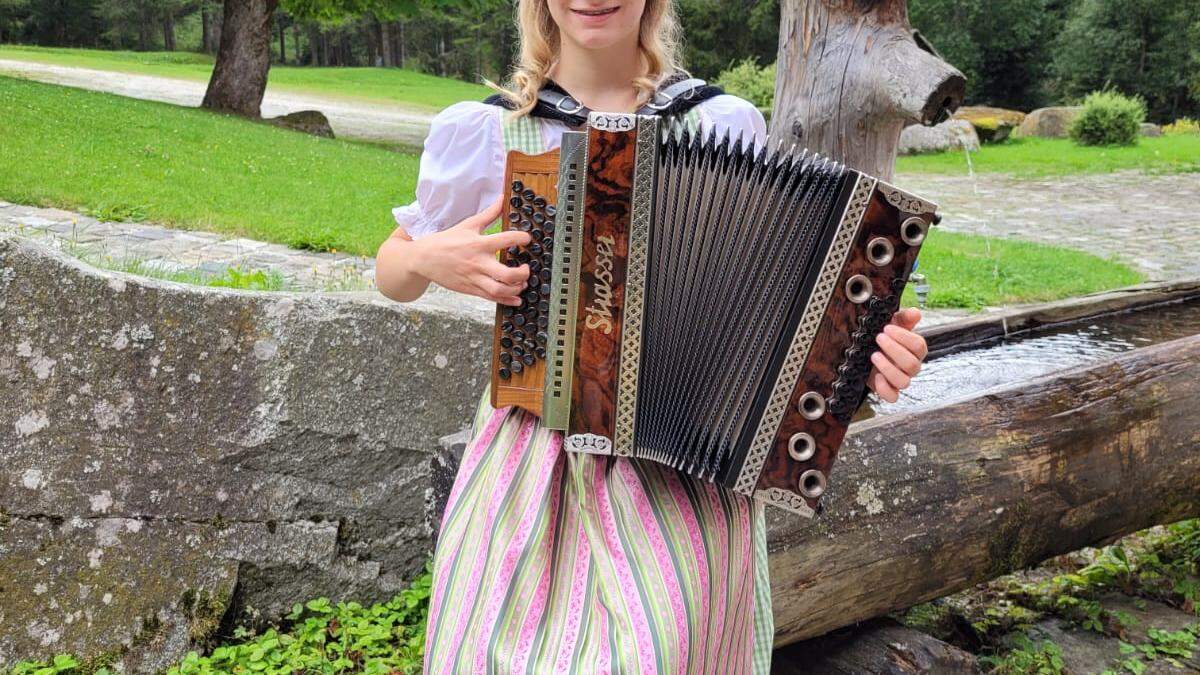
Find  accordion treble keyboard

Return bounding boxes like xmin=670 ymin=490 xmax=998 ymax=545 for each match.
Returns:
xmin=491 ymin=113 xmax=938 ymax=517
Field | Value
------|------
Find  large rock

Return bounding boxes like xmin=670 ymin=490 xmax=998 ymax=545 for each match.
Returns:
xmin=1140 ymin=122 xmax=1163 ymax=137
xmin=953 ymin=105 xmax=1026 ymax=127
xmin=268 ymin=110 xmax=335 ymax=138
xmin=0 ymin=234 xmax=491 ymax=668
xmin=898 ymin=119 xmax=980 ymax=155
xmin=1015 ymin=106 xmax=1081 ymax=138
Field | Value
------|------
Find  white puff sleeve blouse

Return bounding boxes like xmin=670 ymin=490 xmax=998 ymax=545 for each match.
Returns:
xmin=392 ymin=95 xmax=768 ymax=239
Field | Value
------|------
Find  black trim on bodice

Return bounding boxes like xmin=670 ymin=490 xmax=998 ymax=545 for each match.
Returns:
xmin=483 ymin=71 xmax=725 ymax=125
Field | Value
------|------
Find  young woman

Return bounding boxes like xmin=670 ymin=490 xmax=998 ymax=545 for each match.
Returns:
xmin=375 ymin=1 xmax=928 ymax=671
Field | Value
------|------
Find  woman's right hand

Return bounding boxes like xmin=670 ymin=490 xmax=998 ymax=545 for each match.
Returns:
xmin=410 ymin=197 xmax=533 ymax=306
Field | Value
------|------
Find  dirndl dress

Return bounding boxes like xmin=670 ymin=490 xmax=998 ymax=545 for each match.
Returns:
xmin=394 ymin=97 xmax=775 ymax=674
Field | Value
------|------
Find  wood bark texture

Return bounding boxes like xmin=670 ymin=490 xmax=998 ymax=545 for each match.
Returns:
xmin=202 ymin=0 xmax=279 ymax=117
xmin=772 ymin=0 xmax=967 ymax=179
xmin=766 ymin=333 xmax=1200 ymax=645
xmin=773 ymin=618 xmax=979 ymax=673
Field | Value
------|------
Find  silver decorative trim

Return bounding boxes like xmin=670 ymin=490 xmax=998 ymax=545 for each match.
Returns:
xmin=754 ymin=487 xmax=817 ymax=518
xmin=588 ymin=112 xmax=636 ymax=132
xmin=877 ymin=180 xmax=938 ymax=215
xmin=612 ymin=116 xmax=658 ymax=457
xmin=566 ymin=433 xmax=613 ymax=455
xmin=542 ymin=131 xmax=588 ymax=430
xmin=734 ymin=174 xmax=877 ymax=496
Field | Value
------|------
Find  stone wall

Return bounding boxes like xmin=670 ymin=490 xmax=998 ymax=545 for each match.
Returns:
xmin=0 ymin=234 xmax=493 ymax=668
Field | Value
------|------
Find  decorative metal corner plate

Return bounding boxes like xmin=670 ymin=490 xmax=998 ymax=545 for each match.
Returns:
xmin=611 ymin=116 xmax=658 ymax=457
xmin=733 ymin=173 xmax=878 ymax=496
xmin=876 ymin=180 xmax=938 ymax=216
xmin=566 ymin=433 xmax=614 ymax=455
xmin=755 ymin=488 xmax=817 ymax=518
xmin=588 ymin=112 xmax=636 ymax=132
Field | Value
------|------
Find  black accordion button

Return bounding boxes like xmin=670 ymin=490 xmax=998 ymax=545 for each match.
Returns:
xmin=540 ymin=283 xmax=551 ymax=296
xmin=538 ymin=300 xmax=550 ymax=313
xmin=501 ymin=306 xmax=515 ymax=317
xmin=499 ymin=352 xmax=512 ymax=365
xmin=529 ymin=260 xmax=541 ymax=274
xmin=536 ymin=347 xmax=547 ymax=360
xmin=542 ymin=239 xmax=554 ymax=253
xmin=522 ymin=189 xmax=536 ymax=201
xmin=522 ymin=353 xmax=535 ymax=366
xmin=530 ymin=243 xmax=543 ymax=256
xmin=500 ymin=320 xmax=513 ymax=333
xmin=531 ymin=229 xmax=544 ymax=241
xmin=506 ymin=246 xmax=520 ymax=258
xmin=498 ymin=367 xmax=511 ymax=380
xmin=513 ymin=314 xmax=526 ymax=327
xmin=542 ymin=253 xmax=553 ymax=266
xmin=521 ymin=205 xmax=534 ymax=217
xmin=533 ymin=196 xmax=547 ymax=209
xmin=511 ymin=360 xmax=524 ymax=374
xmin=543 ymin=222 xmax=555 ymax=235
xmin=528 ymin=275 xmax=539 ymax=288
xmin=507 ymin=211 xmax=521 ymax=223
xmin=532 ymin=212 xmax=546 ymax=226
xmin=539 ymin=268 xmax=552 ymax=282
xmin=523 ymin=290 xmax=539 ymax=304
xmin=500 ymin=336 xmax=513 ymax=349
xmin=513 ymin=329 xmax=526 ymax=342
xmin=511 ymin=180 xmax=524 ymax=193
xmin=545 ymin=205 xmax=557 ymax=217
xmin=537 ymin=315 xmax=549 ymax=328
xmin=509 ymin=196 xmax=522 ymax=209
xmin=513 ymin=345 xmax=525 ymax=357
xmin=518 ymin=219 xmax=532 ymax=232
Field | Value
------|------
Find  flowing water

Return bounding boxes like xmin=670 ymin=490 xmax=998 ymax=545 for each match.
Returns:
xmin=870 ymin=298 xmax=1200 ymax=416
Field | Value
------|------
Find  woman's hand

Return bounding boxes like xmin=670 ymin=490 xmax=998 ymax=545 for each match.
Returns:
xmin=376 ymin=197 xmax=533 ymax=306
xmin=867 ymin=308 xmax=928 ymax=403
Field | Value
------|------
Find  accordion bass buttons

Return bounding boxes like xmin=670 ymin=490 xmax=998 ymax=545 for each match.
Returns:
xmin=799 ymin=470 xmax=827 ymax=499
xmin=845 ymin=275 xmax=872 ymax=304
xmin=901 ymin=217 xmax=929 ymax=246
xmin=797 ymin=391 xmax=826 ymax=420
xmin=788 ymin=432 xmax=817 ymax=462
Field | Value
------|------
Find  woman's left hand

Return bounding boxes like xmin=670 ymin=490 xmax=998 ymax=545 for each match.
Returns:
xmin=867 ymin=308 xmax=928 ymax=403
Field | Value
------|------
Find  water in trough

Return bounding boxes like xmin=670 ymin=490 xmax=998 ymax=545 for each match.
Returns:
xmin=871 ymin=298 xmax=1200 ymax=415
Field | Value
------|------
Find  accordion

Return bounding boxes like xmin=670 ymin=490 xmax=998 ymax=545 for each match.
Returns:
xmin=491 ymin=112 xmax=938 ymax=517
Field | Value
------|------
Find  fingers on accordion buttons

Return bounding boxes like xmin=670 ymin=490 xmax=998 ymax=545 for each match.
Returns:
xmin=799 ymin=470 xmax=827 ymax=499
xmin=798 ymin=391 xmax=826 ymax=420
xmin=788 ymin=432 xmax=817 ymax=462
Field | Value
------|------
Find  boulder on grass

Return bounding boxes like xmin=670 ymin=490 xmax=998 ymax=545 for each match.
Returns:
xmin=1140 ymin=122 xmax=1163 ymax=137
xmin=898 ymin=119 xmax=980 ymax=155
xmin=954 ymin=105 xmax=1026 ymax=127
xmin=268 ymin=110 xmax=335 ymax=138
xmin=1015 ymin=106 xmax=1081 ymax=138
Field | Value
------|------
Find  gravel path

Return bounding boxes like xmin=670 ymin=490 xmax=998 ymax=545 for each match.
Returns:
xmin=0 ymin=58 xmax=434 ymax=148
xmin=898 ymin=170 xmax=1200 ymax=280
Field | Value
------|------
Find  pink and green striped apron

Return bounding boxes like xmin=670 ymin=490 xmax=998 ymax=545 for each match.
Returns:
xmin=424 ymin=110 xmax=774 ymax=674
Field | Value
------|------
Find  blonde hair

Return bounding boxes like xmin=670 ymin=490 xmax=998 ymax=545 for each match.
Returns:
xmin=490 ymin=0 xmax=683 ymax=116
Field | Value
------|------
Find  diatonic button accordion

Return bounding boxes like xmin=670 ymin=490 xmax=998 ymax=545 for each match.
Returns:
xmin=491 ymin=112 xmax=938 ymax=517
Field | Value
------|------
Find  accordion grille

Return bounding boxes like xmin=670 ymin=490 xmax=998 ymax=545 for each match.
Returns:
xmin=633 ymin=128 xmax=853 ymax=484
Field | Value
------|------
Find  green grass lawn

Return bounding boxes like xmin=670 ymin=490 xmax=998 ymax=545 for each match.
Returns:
xmin=896 ymin=135 xmax=1200 ymax=177
xmin=0 ymin=75 xmax=416 ymax=256
xmin=0 ymin=44 xmax=491 ymax=110
xmin=0 ymin=75 xmax=1143 ymax=308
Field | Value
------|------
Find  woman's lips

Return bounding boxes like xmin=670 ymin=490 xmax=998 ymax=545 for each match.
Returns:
xmin=571 ymin=6 xmax=620 ymax=24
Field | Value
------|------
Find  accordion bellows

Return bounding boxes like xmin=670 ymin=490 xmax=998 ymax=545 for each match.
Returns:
xmin=491 ymin=112 xmax=938 ymax=517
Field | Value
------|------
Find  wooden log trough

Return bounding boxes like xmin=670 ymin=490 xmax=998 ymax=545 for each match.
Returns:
xmin=767 ymin=279 xmax=1200 ymax=647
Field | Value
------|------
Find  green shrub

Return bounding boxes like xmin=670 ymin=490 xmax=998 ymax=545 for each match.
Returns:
xmin=1069 ymin=91 xmax=1146 ymax=146
xmin=714 ymin=58 xmax=776 ymax=119
xmin=1163 ymin=117 xmax=1200 ymax=135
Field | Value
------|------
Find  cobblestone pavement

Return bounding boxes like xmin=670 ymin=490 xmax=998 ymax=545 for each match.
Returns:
xmin=0 ymin=58 xmax=433 ymax=148
xmin=898 ymin=170 xmax=1200 ymax=280
xmin=0 ymin=201 xmax=375 ymax=292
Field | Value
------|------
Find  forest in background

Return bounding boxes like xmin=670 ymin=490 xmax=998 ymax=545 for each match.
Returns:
xmin=1 ymin=0 xmax=1197 ymax=121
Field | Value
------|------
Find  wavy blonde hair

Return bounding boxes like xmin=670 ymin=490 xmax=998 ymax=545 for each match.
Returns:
xmin=490 ymin=0 xmax=683 ymax=116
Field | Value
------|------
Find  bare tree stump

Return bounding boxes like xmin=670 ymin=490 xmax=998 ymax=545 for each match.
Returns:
xmin=772 ymin=0 xmax=966 ymax=179
xmin=202 ymin=0 xmax=280 ymax=118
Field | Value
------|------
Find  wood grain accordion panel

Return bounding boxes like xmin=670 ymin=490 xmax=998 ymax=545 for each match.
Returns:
xmin=491 ymin=113 xmax=938 ymax=517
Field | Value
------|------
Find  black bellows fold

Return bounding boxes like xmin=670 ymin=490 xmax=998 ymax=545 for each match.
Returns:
xmin=633 ymin=124 xmax=853 ymax=486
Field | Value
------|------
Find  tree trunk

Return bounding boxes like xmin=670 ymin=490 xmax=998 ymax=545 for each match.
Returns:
xmin=772 ymin=0 xmax=966 ymax=180
xmin=398 ymin=21 xmax=406 ymax=69
xmin=292 ymin=24 xmax=301 ymax=63
xmin=278 ymin=19 xmax=285 ymax=65
xmin=767 ymin=331 xmax=1200 ymax=645
xmin=201 ymin=0 xmax=279 ymax=118
xmin=307 ymin=26 xmax=319 ymax=66
xmin=162 ymin=14 xmax=176 ymax=51
xmin=379 ymin=19 xmax=394 ymax=67
xmin=201 ymin=6 xmax=211 ymax=53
